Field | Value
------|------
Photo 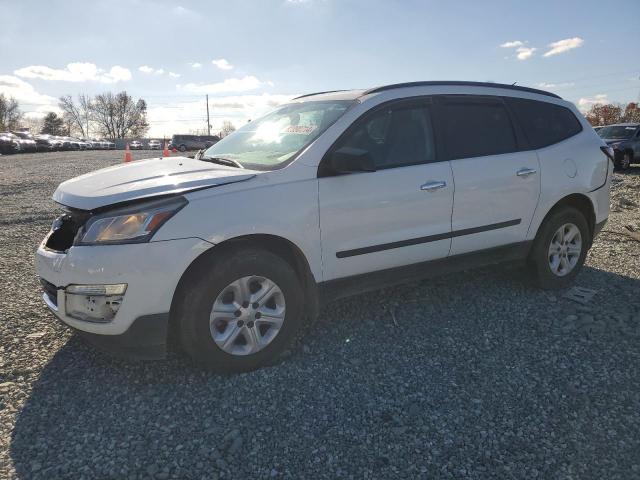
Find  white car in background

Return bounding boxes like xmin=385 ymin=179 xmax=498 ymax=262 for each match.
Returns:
xmin=36 ymin=81 xmax=611 ymax=373
xmin=148 ymin=139 xmax=162 ymax=150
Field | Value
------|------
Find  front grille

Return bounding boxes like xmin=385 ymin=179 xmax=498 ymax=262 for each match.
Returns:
xmin=44 ymin=208 xmax=91 ymax=252
xmin=40 ymin=278 xmax=58 ymax=307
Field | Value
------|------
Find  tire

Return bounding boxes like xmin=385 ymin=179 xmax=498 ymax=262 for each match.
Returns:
xmin=615 ymin=152 xmax=631 ymax=171
xmin=178 ymin=247 xmax=304 ymax=373
xmin=527 ymin=206 xmax=591 ymax=290
xmin=179 ymin=144 xmax=187 ymax=152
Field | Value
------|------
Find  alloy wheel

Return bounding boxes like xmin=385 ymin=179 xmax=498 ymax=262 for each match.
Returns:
xmin=209 ymin=276 xmax=286 ymax=356
xmin=548 ymin=223 xmax=582 ymax=277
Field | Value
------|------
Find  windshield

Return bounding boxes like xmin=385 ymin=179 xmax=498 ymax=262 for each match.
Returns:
xmin=201 ymin=100 xmax=355 ymax=170
xmin=598 ymin=125 xmax=637 ymax=140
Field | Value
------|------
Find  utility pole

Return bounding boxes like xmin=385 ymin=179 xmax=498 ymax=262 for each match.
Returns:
xmin=206 ymin=94 xmax=211 ymax=136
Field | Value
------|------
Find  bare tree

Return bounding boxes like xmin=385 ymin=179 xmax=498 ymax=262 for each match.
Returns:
xmin=20 ymin=115 xmax=44 ymax=133
xmin=58 ymin=94 xmax=92 ymax=138
xmin=90 ymin=91 xmax=148 ymax=139
xmin=219 ymin=120 xmax=236 ymax=138
xmin=0 ymin=94 xmax=22 ymax=131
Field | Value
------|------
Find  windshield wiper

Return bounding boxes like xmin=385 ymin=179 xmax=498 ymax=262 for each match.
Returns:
xmin=200 ymin=156 xmax=244 ymax=169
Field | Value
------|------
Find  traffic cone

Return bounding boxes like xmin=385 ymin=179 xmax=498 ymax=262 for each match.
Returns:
xmin=162 ymin=142 xmax=170 ymax=157
xmin=124 ymin=143 xmax=132 ymax=163
xmin=172 ymin=147 xmax=178 ymax=153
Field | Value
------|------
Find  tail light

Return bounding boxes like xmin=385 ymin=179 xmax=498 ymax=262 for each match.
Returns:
xmin=600 ymin=145 xmax=615 ymax=162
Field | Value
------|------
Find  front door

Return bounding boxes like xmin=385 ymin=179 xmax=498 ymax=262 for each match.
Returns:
xmin=318 ymin=100 xmax=454 ymax=281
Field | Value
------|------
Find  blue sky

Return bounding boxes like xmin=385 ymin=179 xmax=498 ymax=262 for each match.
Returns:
xmin=1 ymin=0 xmax=638 ymax=136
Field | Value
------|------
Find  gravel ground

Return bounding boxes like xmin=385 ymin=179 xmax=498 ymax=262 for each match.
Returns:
xmin=1 ymin=150 xmax=639 ymax=479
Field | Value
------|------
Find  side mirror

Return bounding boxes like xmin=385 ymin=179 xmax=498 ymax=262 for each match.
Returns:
xmin=330 ymin=147 xmax=376 ymax=174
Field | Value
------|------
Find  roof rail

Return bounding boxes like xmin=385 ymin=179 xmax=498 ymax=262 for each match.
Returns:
xmin=292 ymin=90 xmax=349 ymax=100
xmin=362 ymin=81 xmax=562 ymax=99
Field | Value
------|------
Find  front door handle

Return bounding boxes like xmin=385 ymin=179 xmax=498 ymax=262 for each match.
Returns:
xmin=420 ymin=180 xmax=447 ymax=191
xmin=516 ymin=168 xmax=537 ymax=177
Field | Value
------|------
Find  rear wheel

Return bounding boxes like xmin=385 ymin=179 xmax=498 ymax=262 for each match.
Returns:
xmin=179 ymin=144 xmax=187 ymax=152
xmin=528 ymin=207 xmax=590 ymax=290
xmin=178 ymin=248 xmax=304 ymax=372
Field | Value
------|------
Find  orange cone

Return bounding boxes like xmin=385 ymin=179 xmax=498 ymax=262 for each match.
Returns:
xmin=172 ymin=147 xmax=178 ymax=153
xmin=162 ymin=142 xmax=170 ymax=157
xmin=124 ymin=143 xmax=132 ymax=163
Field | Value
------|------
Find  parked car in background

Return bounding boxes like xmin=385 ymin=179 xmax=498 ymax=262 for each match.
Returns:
xmin=10 ymin=131 xmax=38 ymax=152
xmin=36 ymin=81 xmax=611 ymax=372
xmin=52 ymin=136 xmax=72 ymax=150
xmin=169 ymin=134 xmax=220 ymax=152
xmin=148 ymin=139 xmax=161 ymax=150
xmin=87 ymin=139 xmax=102 ymax=149
xmin=130 ymin=140 xmax=143 ymax=150
xmin=33 ymin=134 xmax=59 ymax=152
xmin=0 ymin=133 xmax=21 ymax=154
xmin=104 ymin=139 xmax=116 ymax=149
xmin=597 ymin=123 xmax=640 ymax=170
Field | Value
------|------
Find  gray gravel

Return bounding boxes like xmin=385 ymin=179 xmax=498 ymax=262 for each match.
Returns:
xmin=1 ymin=150 xmax=639 ymax=479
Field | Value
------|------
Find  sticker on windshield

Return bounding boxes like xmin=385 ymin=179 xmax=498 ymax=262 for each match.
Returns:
xmin=283 ymin=125 xmax=316 ymax=135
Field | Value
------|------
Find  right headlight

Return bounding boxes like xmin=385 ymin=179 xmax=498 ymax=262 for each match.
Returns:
xmin=75 ymin=196 xmax=187 ymax=246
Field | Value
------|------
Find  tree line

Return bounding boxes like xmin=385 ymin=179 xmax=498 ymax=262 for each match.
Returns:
xmin=584 ymin=101 xmax=640 ymax=127
xmin=0 ymin=91 xmax=149 ymax=138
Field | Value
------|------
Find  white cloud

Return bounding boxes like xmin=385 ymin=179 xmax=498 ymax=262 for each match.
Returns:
xmin=536 ymin=82 xmax=575 ymax=89
xmin=0 ymin=75 xmax=59 ymax=113
xmin=190 ymin=62 xmax=202 ymax=69
xmin=543 ymin=37 xmax=584 ymax=57
xmin=516 ymin=47 xmax=536 ymax=60
xmin=500 ymin=40 xmax=524 ymax=48
xmin=146 ymin=93 xmax=295 ymax=137
xmin=180 ymin=76 xmax=264 ymax=94
xmin=139 ymin=65 xmax=166 ymax=75
xmin=169 ymin=72 xmax=181 ymax=78
xmin=212 ymin=58 xmax=233 ymax=70
xmin=500 ymin=41 xmax=535 ymax=60
xmin=578 ymin=94 xmax=608 ymax=112
xmin=14 ymin=62 xmax=131 ymax=83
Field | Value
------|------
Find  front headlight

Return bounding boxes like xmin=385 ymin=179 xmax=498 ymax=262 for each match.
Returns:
xmin=75 ymin=196 xmax=187 ymax=245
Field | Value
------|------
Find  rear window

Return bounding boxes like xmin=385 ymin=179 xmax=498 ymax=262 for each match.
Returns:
xmin=439 ymin=98 xmax=517 ymax=159
xmin=508 ymin=98 xmax=582 ymax=149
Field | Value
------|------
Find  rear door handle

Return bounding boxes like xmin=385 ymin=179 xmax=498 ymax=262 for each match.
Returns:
xmin=420 ymin=180 xmax=447 ymax=191
xmin=516 ymin=168 xmax=537 ymax=177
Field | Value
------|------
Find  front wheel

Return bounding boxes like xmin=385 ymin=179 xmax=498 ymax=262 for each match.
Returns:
xmin=179 ymin=144 xmax=187 ymax=152
xmin=615 ymin=152 xmax=631 ymax=171
xmin=178 ymin=248 xmax=304 ymax=372
xmin=527 ymin=207 xmax=590 ymax=290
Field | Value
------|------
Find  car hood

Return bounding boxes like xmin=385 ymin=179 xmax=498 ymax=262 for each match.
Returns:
xmin=53 ymin=156 xmax=257 ymax=210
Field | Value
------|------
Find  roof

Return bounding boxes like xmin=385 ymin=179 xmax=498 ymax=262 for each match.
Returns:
xmin=293 ymin=81 xmax=562 ymax=102
xmin=291 ymin=90 xmax=366 ymax=101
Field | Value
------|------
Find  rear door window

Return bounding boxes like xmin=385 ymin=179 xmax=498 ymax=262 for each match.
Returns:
xmin=507 ymin=98 xmax=582 ymax=149
xmin=438 ymin=97 xmax=517 ymax=160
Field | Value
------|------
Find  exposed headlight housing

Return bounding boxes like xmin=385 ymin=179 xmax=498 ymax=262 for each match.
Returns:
xmin=75 ymin=196 xmax=187 ymax=246
xmin=65 ymin=283 xmax=127 ymax=322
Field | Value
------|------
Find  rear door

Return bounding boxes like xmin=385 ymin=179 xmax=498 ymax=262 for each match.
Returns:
xmin=435 ymin=96 xmax=540 ymax=255
xmin=318 ymin=99 xmax=454 ymax=280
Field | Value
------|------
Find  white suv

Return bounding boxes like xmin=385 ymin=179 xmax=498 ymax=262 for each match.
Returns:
xmin=36 ymin=81 xmax=612 ymax=372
